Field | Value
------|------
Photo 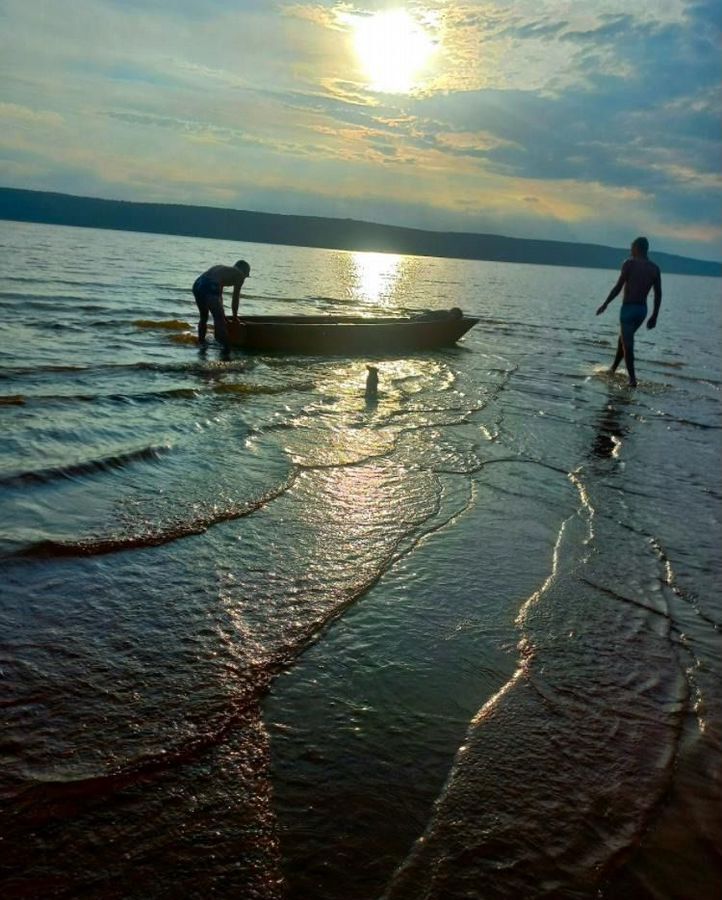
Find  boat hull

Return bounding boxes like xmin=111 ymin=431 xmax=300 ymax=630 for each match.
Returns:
xmin=226 ymin=315 xmax=478 ymax=354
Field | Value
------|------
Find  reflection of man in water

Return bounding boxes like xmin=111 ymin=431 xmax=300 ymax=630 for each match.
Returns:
xmin=192 ymin=260 xmax=251 ymax=349
xmin=590 ymin=391 xmax=630 ymax=460
xmin=596 ymin=237 xmax=661 ymax=387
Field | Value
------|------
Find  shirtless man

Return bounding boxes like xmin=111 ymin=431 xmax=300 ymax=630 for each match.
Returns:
xmin=596 ymin=237 xmax=661 ymax=387
xmin=192 ymin=259 xmax=250 ymax=348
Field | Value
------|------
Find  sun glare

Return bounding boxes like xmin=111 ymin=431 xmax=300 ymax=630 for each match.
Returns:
xmin=351 ymin=9 xmax=435 ymax=93
xmin=352 ymin=252 xmax=403 ymax=307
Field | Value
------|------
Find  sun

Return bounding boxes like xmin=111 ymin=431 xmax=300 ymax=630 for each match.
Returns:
xmin=351 ymin=9 xmax=435 ymax=94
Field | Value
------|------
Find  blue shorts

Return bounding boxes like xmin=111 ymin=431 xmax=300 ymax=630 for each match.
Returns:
xmin=620 ymin=303 xmax=646 ymax=342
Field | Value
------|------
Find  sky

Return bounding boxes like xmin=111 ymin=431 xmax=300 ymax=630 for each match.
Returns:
xmin=1 ymin=0 xmax=720 ymax=259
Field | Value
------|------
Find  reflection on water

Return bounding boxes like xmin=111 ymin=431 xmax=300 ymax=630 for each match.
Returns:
xmin=323 ymin=250 xmax=428 ymax=314
xmin=352 ymin=251 xmax=404 ymax=308
xmin=590 ymin=389 xmax=631 ymax=460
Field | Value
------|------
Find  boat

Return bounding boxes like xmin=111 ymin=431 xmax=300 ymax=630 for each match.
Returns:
xmin=225 ymin=309 xmax=478 ymax=354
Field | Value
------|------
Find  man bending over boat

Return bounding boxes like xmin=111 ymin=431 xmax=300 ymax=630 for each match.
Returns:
xmin=596 ymin=237 xmax=661 ymax=387
xmin=192 ymin=260 xmax=250 ymax=349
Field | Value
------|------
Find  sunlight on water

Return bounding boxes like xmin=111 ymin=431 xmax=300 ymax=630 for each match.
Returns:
xmin=350 ymin=251 xmax=404 ymax=308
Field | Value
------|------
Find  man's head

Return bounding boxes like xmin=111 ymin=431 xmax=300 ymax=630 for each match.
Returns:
xmin=631 ymin=237 xmax=649 ymax=258
xmin=234 ymin=259 xmax=251 ymax=277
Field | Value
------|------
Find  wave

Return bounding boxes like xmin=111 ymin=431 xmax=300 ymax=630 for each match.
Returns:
xmin=0 ymin=294 xmax=103 ymax=308
xmin=1 ymin=359 xmax=253 ymax=379
xmin=12 ymin=477 xmax=297 ymax=559
xmin=3 ymin=276 xmax=102 ymax=288
xmin=4 ymin=693 xmax=267 ymax=825
xmin=384 ymin=505 xmax=688 ymax=900
xmin=660 ymin=370 xmax=722 ymax=388
xmin=647 ymin=412 xmax=722 ymax=431
xmin=114 ymin=387 xmax=199 ymax=402
xmin=0 ymin=444 xmax=170 ymax=488
xmin=133 ymin=360 xmax=252 ymax=374
xmin=3 ymin=470 xmax=470 ymax=827
xmin=307 ymin=295 xmax=357 ymax=307
xmin=31 ymin=321 xmax=78 ymax=331
xmin=11 ymin=383 xmax=310 ymax=405
xmin=134 ymin=319 xmax=192 ymax=331
xmin=7 ymin=387 xmax=201 ymax=406
xmin=1 ymin=364 xmax=94 ymax=376
xmin=168 ymin=332 xmax=198 ymax=345
xmin=653 ymin=359 xmax=686 ymax=369
xmin=211 ymin=381 xmax=314 ymax=397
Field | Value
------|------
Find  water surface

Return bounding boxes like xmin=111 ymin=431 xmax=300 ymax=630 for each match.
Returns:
xmin=1 ymin=222 xmax=720 ymax=899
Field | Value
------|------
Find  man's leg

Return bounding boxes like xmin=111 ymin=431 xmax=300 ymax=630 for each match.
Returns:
xmin=620 ymin=322 xmax=638 ymax=386
xmin=194 ymin=292 xmax=209 ymax=343
xmin=610 ymin=335 xmax=624 ymax=373
xmin=208 ymin=295 xmax=229 ymax=348
xmin=620 ymin=305 xmax=647 ymax=387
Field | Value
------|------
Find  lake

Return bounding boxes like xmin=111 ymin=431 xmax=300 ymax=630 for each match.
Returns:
xmin=1 ymin=220 xmax=720 ymax=899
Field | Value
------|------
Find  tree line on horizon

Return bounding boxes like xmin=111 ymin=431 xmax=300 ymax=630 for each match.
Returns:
xmin=0 ymin=187 xmax=719 ymax=277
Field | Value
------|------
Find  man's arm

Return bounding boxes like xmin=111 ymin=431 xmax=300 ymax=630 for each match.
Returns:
xmin=230 ymin=270 xmax=246 ymax=318
xmin=215 ymin=266 xmax=245 ymax=317
xmin=647 ymin=270 xmax=662 ymax=329
xmin=231 ymin=284 xmax=241 ymax=318
xmin=597 ymin=264 xmax=627 ymax=315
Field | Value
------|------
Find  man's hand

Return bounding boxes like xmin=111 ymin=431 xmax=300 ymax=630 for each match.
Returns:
xmin=596 ymin=303 xmax=608 ymax=316
xmin=646 ymin=315 xmax=657 ymax=330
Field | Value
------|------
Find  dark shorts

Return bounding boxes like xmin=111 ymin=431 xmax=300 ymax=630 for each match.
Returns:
xmin=192 ymin=275 xmax=228 ymax=346
xmin=193 ymin=274 xmax=221 ymax=301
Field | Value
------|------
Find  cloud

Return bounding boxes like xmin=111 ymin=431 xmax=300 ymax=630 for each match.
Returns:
xmin=0 ymin=0 xmax=719 ymax=257
xmin=400 ymin=0 xmax=721 ymax=238
xmin=0 ymin=102 xmax=64 ymax=126
xmin=435 ymin=130 xmax=518 ymax=153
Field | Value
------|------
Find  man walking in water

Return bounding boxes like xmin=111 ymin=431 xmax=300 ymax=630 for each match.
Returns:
xmin=192 ymin=259 xmax=251 ymax=349
xmin=596 ymin=237 xmax=661 ymax=387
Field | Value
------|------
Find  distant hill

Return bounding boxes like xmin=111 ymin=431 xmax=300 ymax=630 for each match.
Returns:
xmin=1 ymin=187 xmax=719 ymax=277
